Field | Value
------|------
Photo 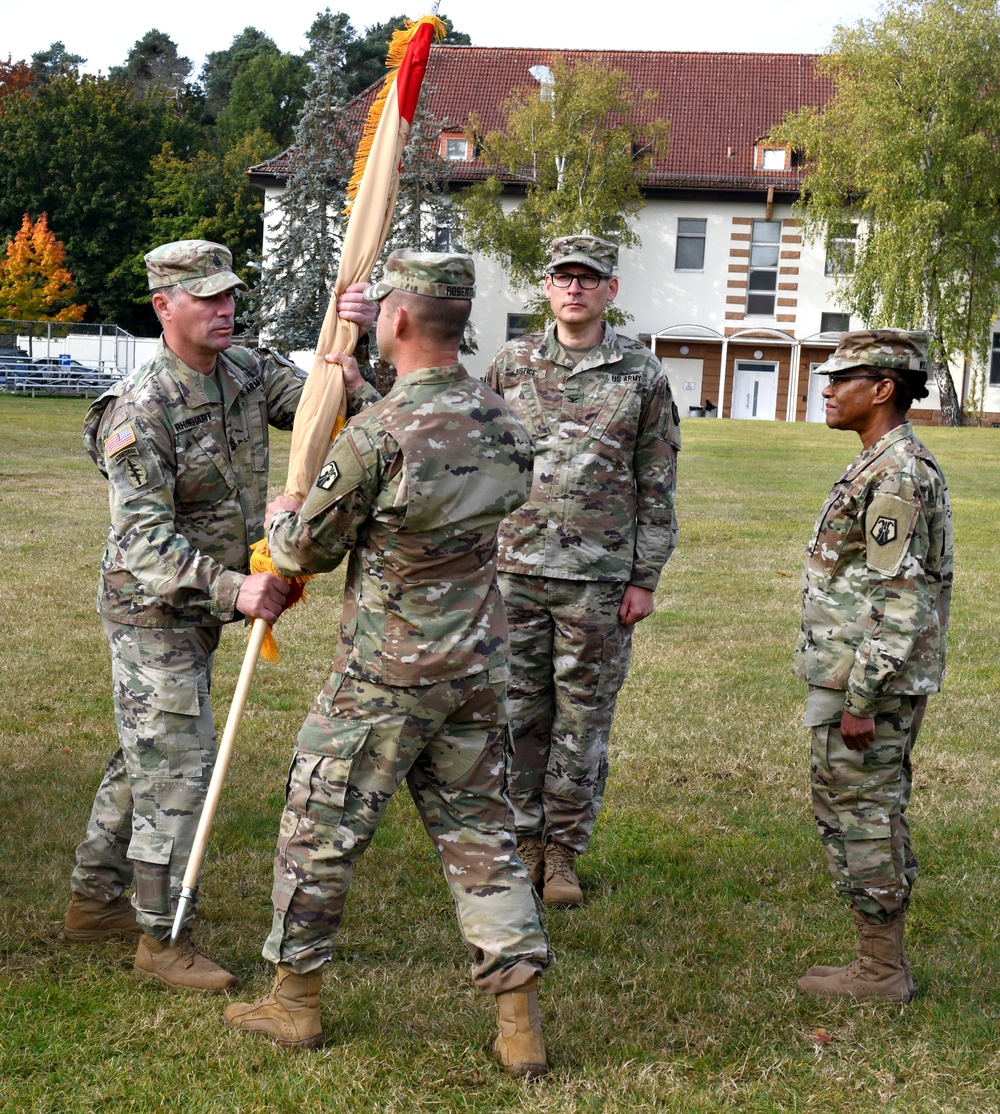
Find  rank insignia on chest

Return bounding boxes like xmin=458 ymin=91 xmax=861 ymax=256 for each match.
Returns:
xmin=117 ymin=450 xmax=147 ymax=488
xmin=871 ymin=516 xmax=898 ymax=546
xmin=316 ymin=461 xmax=340 ymax=490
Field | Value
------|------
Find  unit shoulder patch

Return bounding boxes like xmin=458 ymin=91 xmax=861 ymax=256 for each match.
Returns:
xmin=301 ymin=438 xmax=369 ymax=521
xmin=865 ymin=491 xmax=918 ymax=577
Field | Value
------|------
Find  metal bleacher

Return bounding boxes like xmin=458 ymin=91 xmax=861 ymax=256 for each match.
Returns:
xmin=0 ymin=357 xmax=125 ymax=398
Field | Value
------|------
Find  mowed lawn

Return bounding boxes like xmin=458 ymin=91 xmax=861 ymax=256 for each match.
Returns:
xmin=1 ymin=395 xmax=998 ymax=1113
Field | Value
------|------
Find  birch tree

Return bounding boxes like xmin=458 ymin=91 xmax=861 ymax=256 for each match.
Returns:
xmin=773 ymin=0 xmax=1000 ymax=425
xmin=456 ymin=56 xmax=668 ymax=325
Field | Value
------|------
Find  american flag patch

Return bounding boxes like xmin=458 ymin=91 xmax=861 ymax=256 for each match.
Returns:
xmin=105 ymin=424 xmax=137 ymax=457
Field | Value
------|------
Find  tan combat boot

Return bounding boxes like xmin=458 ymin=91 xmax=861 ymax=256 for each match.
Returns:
xmin=805 ymin=912 xmax=916 ymax=998
xmin=64 ymin=893 xmax=142 ymax=942
xmin=796 ymin=914 xmax=913 ymax=1002
xmin=134 ymin=931 xmax=238 ymax=994
xmin=224 ymin=964 xmax=324 ymax=1050
xmin=517 ymin=835 xmax=545 ymax=890
xmin=543 ymin=842 xmax=583 ymax=906
xmin=493 ymin=977 xmax=547 ymax=1080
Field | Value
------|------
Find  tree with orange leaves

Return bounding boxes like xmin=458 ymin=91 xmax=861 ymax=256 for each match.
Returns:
xmin=0 ymin=56 xmax=33 ymax=106
xmin=0 ymin=213 xmax=86 ymax=321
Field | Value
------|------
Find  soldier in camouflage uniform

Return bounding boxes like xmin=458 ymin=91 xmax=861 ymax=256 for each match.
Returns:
xmin=224 ymin=252 xmax=553 ymax=1080
xmin=64 ymin=240 xmax=376 ymax=992
xmin=484 ymin=234 xmax=680 ymax=906
xmin=793 ymin=329 xmax=953 ymax=1003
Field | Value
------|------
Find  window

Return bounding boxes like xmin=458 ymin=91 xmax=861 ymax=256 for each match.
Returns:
xmin=506 ymin=313 xmax=533 ymax=341
xmin=675 ymin=218 xmax=706 ymax=271
xmin=762 ymin=147 xmax=787 ymax=170
xmin=821 ymin=312 xmax=851 ymax=334
xmin=746 ymin=220 xmax=781 ymax=316
xmin=441 ymin=134 xmax=471 ymax=161
xmin=434 ymin=220 xmax=452 ymax=252
xmin=825 ymin=225 xmax=858 ymax=276
xmin=990 ymin=331 xmax=1000 ymax=385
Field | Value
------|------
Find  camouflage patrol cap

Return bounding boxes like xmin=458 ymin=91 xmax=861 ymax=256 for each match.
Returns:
xmin=364 ymin=250 xmax=476 ymax=301
xmin=813 ymin=329 xmax=928 ymax=376
xmin=547 ymin=233 xmax=618 ymax=276
xmin=145 ymin=240 xmax=248 ymax=297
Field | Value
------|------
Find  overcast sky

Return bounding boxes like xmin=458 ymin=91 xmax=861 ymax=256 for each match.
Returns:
xmin=5 ymin=0 xmax=886 ymax=78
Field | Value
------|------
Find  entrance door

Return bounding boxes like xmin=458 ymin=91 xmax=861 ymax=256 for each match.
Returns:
xmin=805 ymin=362 xmax=827 ymax=422
xmin=731 ymin=361 xmax=777 ymax=420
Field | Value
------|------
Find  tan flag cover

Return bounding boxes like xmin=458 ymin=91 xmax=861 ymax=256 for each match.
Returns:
xmin=284 ymin=15 xmax=446 ymax=501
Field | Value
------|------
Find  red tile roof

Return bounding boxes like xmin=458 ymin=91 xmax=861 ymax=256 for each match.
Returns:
xmin=250 ymin=46 xmax=833 ymax=194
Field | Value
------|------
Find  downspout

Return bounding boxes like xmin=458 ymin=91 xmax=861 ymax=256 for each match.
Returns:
xmin=787 ymin=340 xmax=801 ymax=421
xmin=718 ymin=336 xmax=730 ymax=417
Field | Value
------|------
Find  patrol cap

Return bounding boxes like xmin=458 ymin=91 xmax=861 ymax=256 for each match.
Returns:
xmin=145 ymin=240 xmax=248 ymax=297
xmin=364 ymin=250 xmax=476 ymax=301
xmin=547 ymin=233 xmax=618 ymax=277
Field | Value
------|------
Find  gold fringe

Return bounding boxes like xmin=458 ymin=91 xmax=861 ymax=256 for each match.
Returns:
xmin=248 ymin=538 xmax=312 ymax=663
xmin=344 ymin=15 xmax=448 ymax=215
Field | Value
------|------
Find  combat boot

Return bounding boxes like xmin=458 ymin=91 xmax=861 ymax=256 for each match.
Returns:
xmin=543 ymin=842 xmax=583 ymax=906
xmin=796 ymin=914 xmax=913 ymax=1003
xmin=517 ymin=835 xmax=545 ymax=890
xmin=805 ymin=912 xmax=916 ymax=998
xmin=134 ymin=930 xmax=238 ymax=994
xmin=224 ymin=964 xmax=324 ymax=1050
xmin=493 ymin=977 xmax=547 ymax=1080
xmin=64 ymin=892 xmax=142 ymax=942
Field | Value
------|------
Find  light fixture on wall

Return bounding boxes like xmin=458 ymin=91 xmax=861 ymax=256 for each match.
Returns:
xmin=679 ymin=345 xmax=689 ymax=355
xmin=753 ymin=349 xmax=764 ymax=359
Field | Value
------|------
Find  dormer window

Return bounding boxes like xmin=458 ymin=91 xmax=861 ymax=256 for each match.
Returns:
xmin=441 ymin=133 xmax=471 ymax=161
xmin=756 ymin=143 xmax=790 ymax=171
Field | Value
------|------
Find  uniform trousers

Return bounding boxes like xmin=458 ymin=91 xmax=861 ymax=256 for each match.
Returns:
xmin=497 ymin=573 xmax=632 ymax=854
xmin=71 ymin=618 xmax=219 ymax=938
xmin=263 ymin=669 xmax=552 ymax=995
xmin=808 ymin=689 xmax=922 ymax=924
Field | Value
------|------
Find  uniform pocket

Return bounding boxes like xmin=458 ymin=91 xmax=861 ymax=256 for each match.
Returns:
xmin=287 ymin=720 xmax=371 ymax=825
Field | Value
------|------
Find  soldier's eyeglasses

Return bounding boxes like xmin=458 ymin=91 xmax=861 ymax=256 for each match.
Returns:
xmin=549 ymin=272 xmax=606 ymax=290
xmin=825 ymin=373 xmax=888 ymax=387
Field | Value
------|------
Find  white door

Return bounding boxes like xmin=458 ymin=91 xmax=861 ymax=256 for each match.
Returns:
xmin=731 ymin=361 xmax=777 ymax=420
xmin=805 ymin=362 xmax=827 ymax=422
xmin=661 ymin=357 xmax=704 ymax=418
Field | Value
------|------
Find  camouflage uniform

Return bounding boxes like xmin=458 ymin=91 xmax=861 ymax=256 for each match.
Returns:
xmin=71 ymin=242 xmax=306 ymax=939
xmin=262 ymin=252 xmax=551 ymax=994
xmin=485 ymin=238 xmax=680 ymax=853
xmin=794 ymin=332 xmax=953 ymax=924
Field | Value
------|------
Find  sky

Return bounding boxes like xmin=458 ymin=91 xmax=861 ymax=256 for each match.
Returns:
xmin=5 ymin=0 xmax=886 ymax=78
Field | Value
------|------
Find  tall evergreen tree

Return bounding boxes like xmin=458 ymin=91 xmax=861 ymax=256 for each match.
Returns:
xmin=247 ymin=20 xmax=353 ymax=350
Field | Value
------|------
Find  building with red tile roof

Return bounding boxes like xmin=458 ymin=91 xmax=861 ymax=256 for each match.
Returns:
xmin=251 ymin=46 xmax=953 ymax=422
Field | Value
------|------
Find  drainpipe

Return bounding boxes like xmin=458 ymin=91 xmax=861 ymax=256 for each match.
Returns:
xmin=718 ymin=336 xmax=730 ymax=417
xmin=787 ymin=340 xmax=802 ymax=421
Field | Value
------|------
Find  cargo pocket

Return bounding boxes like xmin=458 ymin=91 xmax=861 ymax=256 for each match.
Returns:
xmin=129 ymin=830 xmax=174 ymax=915
xmin=122 ymin=665 xmax=205 ymax=779
xmin=596 ymin=611 xmax=631 ymax=700
xmin=838 ymin=801 xmax=896 ymax=891
xmin=287 ymin=720 xmax=371 ymax=826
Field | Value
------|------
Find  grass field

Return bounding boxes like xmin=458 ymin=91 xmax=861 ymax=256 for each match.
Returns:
xmin=1 ymin=395 xmax=999 ymax=1113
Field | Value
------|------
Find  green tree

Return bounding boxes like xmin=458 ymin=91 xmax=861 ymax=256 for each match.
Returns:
xmin=0 ymin=74 xmax=193 ymax=331
xmin=772 ymin=0 xmax=1000 ymax=426
xmin=29 ymin=42 xmax=85 ymax=84
xmin=215 ymin=50 xmax=309 ymax=150
xmin=455 ymin=56 xmax=668 ymax=326
xmin=145 ymin=130 xmax=273 ymax=277
xmin=342 ymin=13 xmax=470 ymax=95
xmin=201 ymin=27 xmax=280 ymax=117
xmin=109 ymin=29 xmax=193 ymax=103
xmin=247 ymin=18 xmax=354 ymax=349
